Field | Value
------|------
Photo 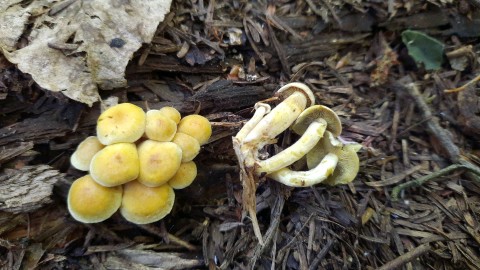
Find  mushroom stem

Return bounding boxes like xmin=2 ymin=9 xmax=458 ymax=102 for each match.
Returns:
xmin=243 ymin=91 xmax=308 ymax=146
xmin=256 ymin=119 xmax=327 ymax=174
xmin=235 ymin=103 xmax=271 ymax=141
xmin=268 ymin=153 xmax=338 ymax=187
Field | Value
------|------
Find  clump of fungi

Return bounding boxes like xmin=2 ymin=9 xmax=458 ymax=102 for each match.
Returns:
xmin=233 ymin=82 xmax=361 ymax=243
xmin=68 ymin=103 xmax=211 ymax=224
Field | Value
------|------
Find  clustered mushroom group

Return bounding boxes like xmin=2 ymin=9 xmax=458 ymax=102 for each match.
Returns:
xmin=233 ymin=82 xmax=361 ymax=242
xmin=67 ymin=103 xmax=211 ymax=224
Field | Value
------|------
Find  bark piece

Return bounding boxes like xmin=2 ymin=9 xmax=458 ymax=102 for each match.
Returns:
xmin=0 ymin=165 xmax=62 ymax=213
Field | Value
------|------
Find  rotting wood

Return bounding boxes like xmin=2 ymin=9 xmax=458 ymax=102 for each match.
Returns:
xmin=0 ymin=165 xmax=62 ymax=213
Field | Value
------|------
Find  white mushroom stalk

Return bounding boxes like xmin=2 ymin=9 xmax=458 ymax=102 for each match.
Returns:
xmin=235 ymin=103 xmax=271 ymax=141
xmin=242 ymin=83 xmax=315 ymax=148
xmin=256 ymin=119 xmax=327 ymax=174
xmin=268 ymin=153 xmax=339 ymax=187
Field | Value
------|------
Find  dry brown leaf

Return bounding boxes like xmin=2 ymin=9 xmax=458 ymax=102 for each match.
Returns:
xmin=0 ymin=0 xmax=172 ymax=106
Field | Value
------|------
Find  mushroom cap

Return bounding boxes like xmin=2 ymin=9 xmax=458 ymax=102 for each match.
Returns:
xmin=67 ymin=175 xmax=122 ymax=223
xmin=292 ymin=105 xmax=342 ymax=136
xmin=120 ymin=181 xmax=175 ymax=224
xmin=70 ymin=136 xmax=105 ymax=171
xmin=97 ymin=103 xmax=146 ymax=145
xmin=145 ymin=110 xmax=177 ymax=142
xmin=158 ymin=106 xmax=181 ymax=124
xmin=306 ymin=131 xmax=342 ymax=169
xmin=323 ymin=143 xmax=361 ymax=186
xmin=177 ymin=115 xmax=212 ymax=145
xmin=168 ymin=161 xmax=197 ymax=189
xmin=276 ymin=82 xmax=316 ymax=107
xmin=172 ymin=132 xmax=200 ymax=162
xmin=137 ymin=140 xmax=182 ymax=187
xmin=90 ymin=143 xmax=140 ymax=187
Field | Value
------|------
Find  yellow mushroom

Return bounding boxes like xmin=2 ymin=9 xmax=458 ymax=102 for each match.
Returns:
xmin=67 ymin=175 xmax=122 ymax=223
xmin=168 ymin=161 xmax=197 ymax=189
xmin=137 ymin=140 xmax=182 ymax=187
xmin=177 ymin=115 xmax=212 ymax=145
xmin=70 ymin=136 xmax=104 ymax=171
xmin=145 ymin=110 xmax=177 ymax=142
xmin=172 ymin=132 xmax=200 ymax=162
xmin=96 ymin=103 xmax=146 ymax=145
xmin=158 ymin=106 xmax=181 ymax=124
xmin=120 ymin=181 xmax=175 ymax=224
xmin=90 ymin=143 xmax=140 ymax=187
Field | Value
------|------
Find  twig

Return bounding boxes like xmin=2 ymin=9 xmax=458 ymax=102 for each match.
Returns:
xmin=444 ymin=73 xmax=480 ymax=93
xmin=137 ymin=224 xmax=197 ymax=251
xmin=401 ymin=82 xmax=460 ymax=160
xmin=391 ymin=82 xmax=480 ymax=199
xmin=391 ymin=163 xmax=480 ymax=201
xmin=377 ymin=243 xmax=431 ymax=270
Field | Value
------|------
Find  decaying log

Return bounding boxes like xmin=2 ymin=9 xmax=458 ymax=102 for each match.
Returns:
xmin=104 ymin=249 xmax=204 ymax=269
xmin=0 ymin=165 xmax=62 ymax=213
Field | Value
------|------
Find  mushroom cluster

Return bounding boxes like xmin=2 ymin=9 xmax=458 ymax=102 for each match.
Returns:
xmin=233 ymin=82 xmax=361 ymax=241
xmin=68 ymin=103 xmax=211 ymax=224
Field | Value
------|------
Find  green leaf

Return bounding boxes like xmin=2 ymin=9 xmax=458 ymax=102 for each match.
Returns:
xmin=401 ymin=30 xmax=445 ymax=70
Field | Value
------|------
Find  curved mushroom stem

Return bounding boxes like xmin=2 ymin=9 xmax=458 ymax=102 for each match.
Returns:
xmin=256 ymin=119 xmax=327 ymax=174
xmin=268 ymin=153 xmax=338 ymax=187
xmin=243 ymin=91 xmax=309 ymax=147
xmin=235 ymin=103 xmax=271 ymax=141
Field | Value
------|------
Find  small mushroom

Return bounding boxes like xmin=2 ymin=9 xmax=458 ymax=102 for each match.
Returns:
xmin=177 ymin=114 xmax=212 ymax=145
xmin=242 ymin=83 xmax=315 ymax=148
xmin=67 ymin=175 xmax=122 ymax=223
xmin=90 ymin=143 xmax=140 ymax=187
xmin=256 ymin=119 xmax=327 ymax=174
xmin=70 ymin=136 xmax=105 ymax=171
xmin=145 ymin=110 xmax=177 ymax=142
xmin=120 ymin=181 xmax=175 ymax=224
xmin=96 ymin=103 xmax=146 ymax=145
xmin=137 ymin=140 xmax=182 ymax=187
xmin=256 ymin=104 xmax=341 ymax=175
xmin=172 ymin=132 xmax=201 ymax=162
xmin=158 ymin=106 xmax=181 ymax=124
xmin=306 ymin=132 xmax=361 ymax=185
xmin=168 ymin=161 xmax=197 ymax=189
xmin=291 ymin=105 xmax=342 ymax=136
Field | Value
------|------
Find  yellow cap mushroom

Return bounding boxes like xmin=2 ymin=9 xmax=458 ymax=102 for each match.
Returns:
xmin=168 ymin=161 xmax=197 ymax=189
xmin=67 ymin=175 xmax=122 ymax=223
xmin=145 ymin=110 xmax=177 ymax=142
xmin=70 ymin=136 xmax=105 ymax=171
xmin=90 ymin=143 xmax=140 ymax=187
xmin=158 ymin=106 xmax=181 ymax=124
xmin=97 ymin=103 xmax=146 ymax=145
xmin=120 ymin=181 xmax=175 ymax=224
xmin=172 ymin=132 xmax=200 ymax=162
xmin=177 ymin=115 xmax=212 ymax=145
xmin=137 ymin=140 xmax=182 ymax=187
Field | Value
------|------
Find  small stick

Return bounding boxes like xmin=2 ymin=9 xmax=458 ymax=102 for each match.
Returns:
xmin=391 ymin=163 xmax=480 ymax=201
xmin=444 ymin=73 xmax=480 ymax=93
xmin=377 ymin=243 xmax=431 ymax=270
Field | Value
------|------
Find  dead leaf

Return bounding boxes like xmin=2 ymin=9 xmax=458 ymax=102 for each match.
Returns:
xmin=0 ymin=0 xmax=172 ymax=106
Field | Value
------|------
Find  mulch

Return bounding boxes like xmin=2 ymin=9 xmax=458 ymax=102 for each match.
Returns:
xmin=1 ymin=1 xmax=480 ymax=269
